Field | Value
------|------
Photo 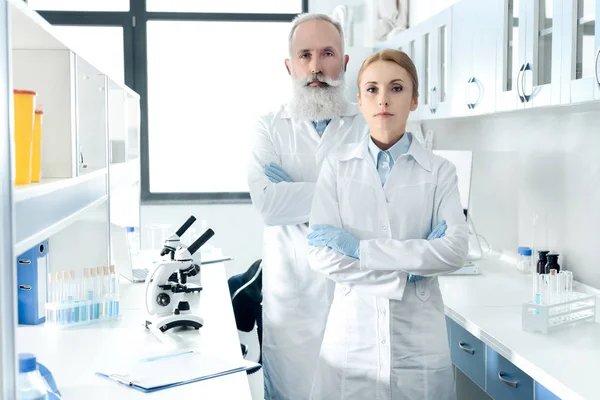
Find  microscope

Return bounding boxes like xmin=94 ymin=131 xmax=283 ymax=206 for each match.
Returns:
xmin=144 ymin=227 xmax=215 ymax=334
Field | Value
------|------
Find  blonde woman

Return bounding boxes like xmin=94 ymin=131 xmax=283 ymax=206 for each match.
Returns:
xmin=307 ymin=49 xmax=468 ymax=399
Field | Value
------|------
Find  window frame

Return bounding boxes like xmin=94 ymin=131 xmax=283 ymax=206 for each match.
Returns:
xmin=37 ymin=0 xmax=309 ymax=205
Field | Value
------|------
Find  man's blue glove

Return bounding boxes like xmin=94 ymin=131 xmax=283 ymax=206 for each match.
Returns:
xmin=307 ymin=224 xmax=360 ymax=259
xmin=264 ymin=162 xmax=293 ymax=183
xmin=408 ymin=220 xmax=448 ymax=283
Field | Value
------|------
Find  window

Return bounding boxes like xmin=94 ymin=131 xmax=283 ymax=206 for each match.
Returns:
xmin=51 ymin=26 xmax=125 ymax=84
xmin=29 ymin=0 xmax=129 ymax=11
xmin=146 ymin=0 xmax=302 ymax=14
xmin=146 ymin=21 xmax=291 ymax=194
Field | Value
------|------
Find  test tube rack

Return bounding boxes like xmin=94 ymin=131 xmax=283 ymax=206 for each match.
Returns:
xmin=45 ymin=297 xmax=119 ymax=329
xmin=522 ymin=292 xmax=596 ymax=334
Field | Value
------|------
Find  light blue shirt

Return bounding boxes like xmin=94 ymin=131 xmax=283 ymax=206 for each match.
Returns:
xmin=312 ymin=119 xmax=331 ymax=137
xmin=368 ymin=132 xmax=422 ymax=283
xmin=368 ymin=132 xmax=412 ymax=186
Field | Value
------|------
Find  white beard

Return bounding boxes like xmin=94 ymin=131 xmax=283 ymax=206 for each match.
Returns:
xmin=288 ymin=71 xmax=346 ymax=121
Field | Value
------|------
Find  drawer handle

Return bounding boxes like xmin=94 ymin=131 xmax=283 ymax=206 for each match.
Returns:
xmin=498 ymin=371 xmax=519 ymax=389
xmin=458 ymin=342 xmax=475 ymax=355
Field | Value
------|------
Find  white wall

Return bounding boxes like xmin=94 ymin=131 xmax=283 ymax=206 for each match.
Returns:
xmin=409 ymin=0 xmax=461 ymax=26
xmin=425 ymin=105 xmax=600 ymax=288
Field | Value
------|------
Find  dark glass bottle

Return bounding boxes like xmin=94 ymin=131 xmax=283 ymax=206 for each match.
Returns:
xmin=545 ymin=254 xmax=561 ymax=273
xmin=537 ymin=251 xmax=550 ymax=274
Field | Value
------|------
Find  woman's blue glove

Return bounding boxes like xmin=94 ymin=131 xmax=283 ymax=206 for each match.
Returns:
xmin=264 ymin=162 xmax=293 ymax=183
xmin=408 ymin=220 xmax=448 ymax=282
xmin=307 ymin=224 xmax=360 ymax=259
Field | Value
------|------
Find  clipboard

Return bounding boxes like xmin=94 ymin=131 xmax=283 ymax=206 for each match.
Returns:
xmin=96 ymin=352 xmax=259 ymax=393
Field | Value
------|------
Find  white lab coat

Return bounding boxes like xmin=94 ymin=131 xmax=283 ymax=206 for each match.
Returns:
xmin=247 ymin=101 xmax=368 ymax=400
xmin=307 ymin=133 xmax=469 ymax=400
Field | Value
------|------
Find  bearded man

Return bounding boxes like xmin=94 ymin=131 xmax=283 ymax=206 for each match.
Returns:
xmin=247 ymin=12 xmax=369 ymax=400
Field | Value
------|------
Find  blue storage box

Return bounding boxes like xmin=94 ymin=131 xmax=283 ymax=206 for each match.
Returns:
xmin=17 ymin=240 xmax=49 ymax=325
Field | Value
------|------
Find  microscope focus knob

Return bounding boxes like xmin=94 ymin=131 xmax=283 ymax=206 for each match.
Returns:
xmin=156 ymin=293 xmax=171 ymax=307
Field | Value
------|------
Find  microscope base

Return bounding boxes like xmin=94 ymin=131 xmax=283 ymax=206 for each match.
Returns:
xmin=145 ymin=314 xmax=205 ymax=333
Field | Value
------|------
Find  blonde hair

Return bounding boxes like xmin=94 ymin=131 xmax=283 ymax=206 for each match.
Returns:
xmin=357 ymin=49 xmax=419 ymax=100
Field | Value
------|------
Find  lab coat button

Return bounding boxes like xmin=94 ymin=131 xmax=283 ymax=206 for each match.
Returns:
xmin=379 ymin=309 xmax=386 ymax=316
xmin=421 ymin=291 xmax=425 ymax=296
xmin=382 ymin=225 xmax=387 ymax=231
xmin=381 ymin=339 xmax=386 ymax=345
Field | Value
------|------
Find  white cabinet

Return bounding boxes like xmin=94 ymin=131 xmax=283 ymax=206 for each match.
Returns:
xmin=497 ymin=0 xmax=563 ymax=110
xmin=450 ymin=0 xmax=499 ymax=116
xmin=561 ymin=0 xmax=600 ymax=103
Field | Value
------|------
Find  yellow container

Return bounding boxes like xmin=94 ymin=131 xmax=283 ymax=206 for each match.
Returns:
xmin=31 ymin=109 xmax=43 ymax=183
xmin=13 ymin=90 xmax=37 ymax=185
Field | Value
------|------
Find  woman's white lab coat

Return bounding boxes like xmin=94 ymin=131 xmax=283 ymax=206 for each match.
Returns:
xmin=247 ymin=102 xmax=368 ymax=400
xmin=307 ymin=133 xmax=469 ymax=400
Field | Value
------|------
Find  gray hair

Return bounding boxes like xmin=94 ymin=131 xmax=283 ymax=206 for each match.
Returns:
xmin=288 ymin=13 xmax=345 ymax=57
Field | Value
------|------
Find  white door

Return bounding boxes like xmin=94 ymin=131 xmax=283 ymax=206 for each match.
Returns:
xmin=449 ymin=0 xmax=474 ymax=117
xmin=496 ymin=0 xmax=526 ymax=111
xmin=561 ymin=0 xmax=598 ymax=103
xmin=523 ymin=0 xmax=563 ymax=108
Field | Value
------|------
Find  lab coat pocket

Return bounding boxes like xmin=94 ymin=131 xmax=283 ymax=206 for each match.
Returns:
xmin=415 ymin=278 xmax=432 ymax=302
xmin=387 ymin=182 xmax=436 ymax=239
xmin=337 ymin=179 xmax=379 ymax=230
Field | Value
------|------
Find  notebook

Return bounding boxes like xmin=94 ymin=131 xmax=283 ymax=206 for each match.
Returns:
xmin=96 ymin=351 xmax=260 ymax=393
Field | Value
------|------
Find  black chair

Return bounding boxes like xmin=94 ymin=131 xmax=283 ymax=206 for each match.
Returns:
xmin=228 ymin=259 xmax=263 ymax=374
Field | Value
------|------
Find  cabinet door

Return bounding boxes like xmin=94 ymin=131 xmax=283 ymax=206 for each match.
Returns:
xmin=497 ymin=0 xmax=525 ymax=111
xmin=450 ymin=0 xmax=474 ymax=117
xmin=470 ymin=0 xmax=500 ymax=115
xmin=535 ymin=382 xmax=562 ymax=400
xmin=562 ymin=0 xmax=598 ymax=102
xmin=523 ymin=0 xmax=563 ymax=108
xmin=429 ymin=9 xmax=452 ymax=118
xmin=487 ymin=347 xmax=534 ymax=400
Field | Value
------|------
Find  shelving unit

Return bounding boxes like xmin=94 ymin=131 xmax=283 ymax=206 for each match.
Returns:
xmin=2 ymin=0 xmax=141 ymax=396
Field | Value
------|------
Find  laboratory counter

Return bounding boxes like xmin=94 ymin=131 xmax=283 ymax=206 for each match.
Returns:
xmin=440 ymin=256 xmax=600 ymax=400
xmin=16 ymin=263 xmax=253 ymax=400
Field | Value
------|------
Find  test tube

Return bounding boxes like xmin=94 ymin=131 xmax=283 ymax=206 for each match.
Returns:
xmin=109 ymin=265 xmax=119 ymax=317
xmin=63 ymin=271 xmax=72 ymax=324
xmin=103 ymin=266 xmax=111 ymax=317
xmin=96 ymin=266 xmax=103 ymax=319
xmin=89 ymin=268 xmax=97 ymax=319
xmin=46 ymin=273 xmax=54 ymax=324
xmin=80 ymin=268 xmax=89 ymax=322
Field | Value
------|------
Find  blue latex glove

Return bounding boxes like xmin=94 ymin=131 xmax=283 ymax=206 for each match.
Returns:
xmin=264 ymin=162 xmax=293 ymax=183
xmin=408 ymin=220 xmax=448 ymax=283
xmin=307 ymin=224 xmax=360 ymax=259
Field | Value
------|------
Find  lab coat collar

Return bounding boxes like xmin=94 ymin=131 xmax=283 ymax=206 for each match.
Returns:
xmin=339 ymin=132 xmax=433 ymax=172
xmin=281 ymin=101 xmax=359 ymax=119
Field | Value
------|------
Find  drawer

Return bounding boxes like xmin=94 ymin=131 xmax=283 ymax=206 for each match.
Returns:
xmin=486 ymin=347 xmax=534 ymax=400
xmin=535 ymin=382 xmax=561 ymax=400
xmin=449 ymin=319 xmax=486 ymax=390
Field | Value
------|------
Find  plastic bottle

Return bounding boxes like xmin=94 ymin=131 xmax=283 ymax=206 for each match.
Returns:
xmin=125 ymin=226 xmax=140 ymax=255
xmin=17 ymin=353 xmax=48 ymax=400
xmin=517 ymin=247 xmax=533 ymax=274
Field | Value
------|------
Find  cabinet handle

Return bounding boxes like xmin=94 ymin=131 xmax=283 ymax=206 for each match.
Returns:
xmin=498 ymin=371 xmax=519 ymax=389
xmin=429 ymin=86 xmax=437 ymax=114
xmin=520 ymin=62 xmax=532 ymax=102
xmin=465 ymin=77 xmax=483 ymax=109
xmin=516 ymin=63 xmax=525 ymax=103
xmin=458 ymin=341 xmax=475 ymax=355
xmin=594 ymin=47 xmax=600 ymax=87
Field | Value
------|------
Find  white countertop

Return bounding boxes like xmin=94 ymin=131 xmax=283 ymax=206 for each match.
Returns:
xmin=440 ymin=256 xmax=600 ymax=400
xmin=17 ymin=263 xmax=253 ymax=400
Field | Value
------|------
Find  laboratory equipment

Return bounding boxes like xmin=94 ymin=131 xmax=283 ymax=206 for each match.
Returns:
xmin=524 ymin=268 xmax=593 ymax=334
xmin=537 ymin=250 xmax=549 ymax=274
xmin=144 ymin=223 xmax=171 ymax=251
xmin=160 ymin=216 xmax=197 ymax=260
xmin=517 ymin=247 xmax=533 ymax=274
xmin=13 ymin=89 xmax=36 ymax=185
xmin=17 ymin=241 xmax=48 ymax=326
xmin=45 ymin=267 xmax=120 ymax=328
xmin=545 ymin=253 xmax=561 ymax=273
xmin=144 ymin=228 xmax=215 ymax=335
xmin=126 ymin=226 xmax=140 ymax=255
xmin=17 ymin=353 xmax=49 ymax=400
